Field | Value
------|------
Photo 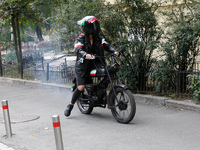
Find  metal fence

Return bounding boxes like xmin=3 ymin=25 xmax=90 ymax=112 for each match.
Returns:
xmin=32 ymin=65 xmax=199 ymax=97
xmin=134 ymin=70 xmax=200 ymax=97
xmin=28 ymin=62 xmax=75 ymax=84
xmin=23 ymin=52 xmax=43 ymax=69
xmin=1 ymin=62 xmax=200 ymax=97
xmin=0 ymin=60 xmax=75 ymax=84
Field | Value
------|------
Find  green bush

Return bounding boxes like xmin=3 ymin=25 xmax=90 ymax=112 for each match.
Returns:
xmin=187 ymin=74 xmax=200 ymax=103
xmin=4 ymin=51 xmax=17 ymax=62
xmin=21 ymin=34 xmax=34 ymax=42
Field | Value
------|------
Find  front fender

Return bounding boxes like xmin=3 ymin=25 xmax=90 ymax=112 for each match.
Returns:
xmin=113 ymin=84 xmax=129 ymax=90
xmin=107 ymin=84 xmax=129 ymax=109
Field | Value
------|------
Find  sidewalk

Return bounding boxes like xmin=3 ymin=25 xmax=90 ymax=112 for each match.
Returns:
xmin=0 ymin=142 xmax=14 ymax=150
xmin=134 ymin=94 xmax=200 ymax=112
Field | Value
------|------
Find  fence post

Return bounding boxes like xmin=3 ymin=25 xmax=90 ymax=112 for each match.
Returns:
xmin=0 ymin=42 xmax=2 ymax=76
xmin=47 ymin=63 xmax=49 ymax=81
xmin=176 ymin=71 xmax=179 ymax=97
xmin=52 ymin=115 xmax=64 ymax=150
xmin=2 ymin=100 xmax=12 ymax=137
xmin=0 ymin=58 xmax=2 ymax=76
xmin=42 ymin=57 xmax=44 ymax=70
xmin=21 ymin=62 xmax=23 ymax=79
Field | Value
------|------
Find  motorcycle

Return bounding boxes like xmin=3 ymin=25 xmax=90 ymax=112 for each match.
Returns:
xmin=74 ymin=47 xmax=136 ymax=124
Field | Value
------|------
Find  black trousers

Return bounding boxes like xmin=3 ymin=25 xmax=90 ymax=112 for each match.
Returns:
xmin=75 ymin=59 xmax=103 ymax=86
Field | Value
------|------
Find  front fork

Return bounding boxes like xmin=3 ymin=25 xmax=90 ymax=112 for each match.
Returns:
xmin=105 ymin=68 xmax=120 ymax=104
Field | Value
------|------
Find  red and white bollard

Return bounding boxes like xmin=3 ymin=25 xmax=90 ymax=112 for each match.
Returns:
xmin=2 ymin=100 xmax=12 ymax=137
xmin=52 ymin=115 xmax=64 ymax=150
xmin=23 ymin=42 xmax=25 ymax=51
xmin=28 ymin=42 xmax=31 ymax=50
xmin=34 ymin=42 xmax=36 ymax=52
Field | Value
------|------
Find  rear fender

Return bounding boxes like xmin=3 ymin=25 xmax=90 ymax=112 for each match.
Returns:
xmin=107 ymin=85 xmax=129 ymax=109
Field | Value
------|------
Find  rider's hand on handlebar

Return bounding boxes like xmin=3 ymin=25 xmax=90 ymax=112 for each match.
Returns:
xmin=114 ymin=51 xmax=119 ymax=57
xmin=85 ymin=54 xmax=93 ymax=59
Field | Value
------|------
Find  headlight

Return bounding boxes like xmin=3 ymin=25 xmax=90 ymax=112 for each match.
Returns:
xmin=108 ymin=63 xmax=120 ymax=72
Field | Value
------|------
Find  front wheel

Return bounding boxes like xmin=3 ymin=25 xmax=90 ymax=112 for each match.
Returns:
xmin=110 ymin=88 xmax=136 ymax=124
xmin=77 ymin=95 xmax=93 ymax=114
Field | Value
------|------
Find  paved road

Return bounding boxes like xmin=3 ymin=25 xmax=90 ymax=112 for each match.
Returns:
xmin=43 ymin=51 xmax=76 ymax=67
xmin=0 ymin=82 xmax=200 ymax=150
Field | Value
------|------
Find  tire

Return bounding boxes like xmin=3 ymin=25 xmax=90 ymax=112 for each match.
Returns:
xmin=110 ymin=87 xmax=136 ymax=124
xmin=77 ymin=95 xmax=93 ymax=114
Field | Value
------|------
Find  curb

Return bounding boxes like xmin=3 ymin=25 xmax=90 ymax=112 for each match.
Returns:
xmin=0 ymin=77 xmax=72 ymax=90
xmin=134 ymin=94 xmax=200 ymax=112
xmin=134 ymin=94 xmax=166 ymax=106
xmin=0 ymin=142 xmax=14 ymax=150
xmin=1 ymin=77 xmax=200 ymax=113
xmin=165 ymin=100 xmax=200 ymax=112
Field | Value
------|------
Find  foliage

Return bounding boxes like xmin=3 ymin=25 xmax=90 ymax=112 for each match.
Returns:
xmin=0 ymin=18 xmax=10 ymax=49
xmin=150 ymin=60 xmax=176 ymax=93
xmin=56 ymin=0 xmax=105 ymax=45
xmin=0 ymin=0 xmax=61 ymax=78
xmin=0 ymin=0 xmax=35 ymax=78
xmin=2 ymin=63 xmax=35 ymax=80
xmin=155 ymin=0 xmax=200 ymax=93
xmin=102 ymin=0 xmax=162 ymax=89
xmin=160 ymin=0 xmax=200 ymax=70
xmin=187 ymin=74 xmax=200 ymax=103
xmin=52 ymin=0 xmax=163 ymax=89
xmin=4 ymin=51 xmax=17 ymax=62
xmin=1 ymin=0 xmax=199 ymax=97
xmin=21 ymin=34 xmax=34 ymax=42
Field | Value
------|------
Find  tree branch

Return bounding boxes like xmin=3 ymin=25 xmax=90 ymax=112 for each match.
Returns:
xmin=184 ymin=0 xmax=194 ymax=22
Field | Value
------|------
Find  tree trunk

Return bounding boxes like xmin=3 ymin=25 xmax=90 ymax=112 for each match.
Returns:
xmin=11 ymin=14 xmax=20 ymax=63
xmin=36 ymin=25 xmax=44 ymax=42
xmin=0 ymin=41 xmax=2 ymax=76
xmin=16 ymin=12 xmax=23 ymax=79
xmin=138 ymin=71 xmax=147 ymax=91
xmin=137 ymin=50 xmax=147 ymax=91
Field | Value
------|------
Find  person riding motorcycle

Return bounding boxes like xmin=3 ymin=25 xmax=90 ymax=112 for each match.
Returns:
xmin=64 ymin=16 xmax=119 ymax=117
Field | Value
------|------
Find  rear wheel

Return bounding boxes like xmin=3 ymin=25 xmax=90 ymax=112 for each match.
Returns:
xmin=110 ymin=88 xmax=136 ymax=124
xmin=77 ymin=94 xmax=93 ymax=114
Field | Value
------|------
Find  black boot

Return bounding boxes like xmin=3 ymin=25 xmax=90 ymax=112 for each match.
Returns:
xmin=64 ymin=88 xmax=82 ymax=117
xmin=64 ymin=104 xmax=74 ymax=117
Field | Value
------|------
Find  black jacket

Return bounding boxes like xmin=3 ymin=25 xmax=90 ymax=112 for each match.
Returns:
xmin=74 ymin=33 xmax=117 ymax=77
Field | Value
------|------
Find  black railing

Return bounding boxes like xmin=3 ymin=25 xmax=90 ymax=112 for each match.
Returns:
xmin=27 ymin=63 xmax=75 ymax=84
xmin=133 ymin=70 xmax=200 ymax=97
xmin=1 ymin=62 xmax=200 ymax=97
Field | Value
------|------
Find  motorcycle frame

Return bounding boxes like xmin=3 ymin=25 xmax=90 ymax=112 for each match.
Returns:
xmin=93 ymin=54 xmax=129 ymax=108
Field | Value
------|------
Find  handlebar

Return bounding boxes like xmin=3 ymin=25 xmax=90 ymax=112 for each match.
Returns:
xmin=118 ymin=46 xmax=125 ymax=54
xmin=91 ymin=55 xmax=96 ymax=59
xmin=89 ymin=45 xmax=125 ymax=60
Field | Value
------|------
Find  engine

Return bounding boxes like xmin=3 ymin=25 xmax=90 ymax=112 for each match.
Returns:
xmin=85 ymin=84 xmax=106 ymax=100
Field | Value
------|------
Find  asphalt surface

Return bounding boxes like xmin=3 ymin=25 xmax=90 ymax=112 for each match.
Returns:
xmin=43 ymin=51 xmax=76 ymax=67
xmin=0 ymin=78 xmax=200 ymax=150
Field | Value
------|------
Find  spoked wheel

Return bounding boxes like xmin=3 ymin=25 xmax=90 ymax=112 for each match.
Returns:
xmin=77 ymin=96 xmax=93 ymax=114
xmin=110 ymin=87 xmax=136 ymax=124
